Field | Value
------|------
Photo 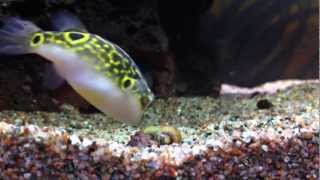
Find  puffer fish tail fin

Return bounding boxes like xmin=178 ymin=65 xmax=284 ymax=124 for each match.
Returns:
xmin=50 ymin=10 xmax=87 ymax=32
xmin=0 ymin=17 xmax=41 ymax=55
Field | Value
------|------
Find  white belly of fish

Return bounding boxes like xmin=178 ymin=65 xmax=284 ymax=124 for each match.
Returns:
xmin=36 ymin=45 xmax=142 ymax=124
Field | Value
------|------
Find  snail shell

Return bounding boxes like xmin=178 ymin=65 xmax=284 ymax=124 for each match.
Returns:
xmin=143 ymin=125 xmax=182 ymax=145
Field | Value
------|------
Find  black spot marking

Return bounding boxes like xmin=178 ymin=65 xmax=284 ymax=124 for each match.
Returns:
xmin=103 ymin=45 xmax=112 ymax=53
xmin=112 ymin=52 xmax=122 ymax=63
xmin=69 ymin=32 xmax=84 ymax=40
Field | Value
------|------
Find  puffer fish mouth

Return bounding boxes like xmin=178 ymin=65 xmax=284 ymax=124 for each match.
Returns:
xmin=140 ymin=89 xmax=155 ymax=110
xmin=140 ymin=90 xmax=155 ymax=110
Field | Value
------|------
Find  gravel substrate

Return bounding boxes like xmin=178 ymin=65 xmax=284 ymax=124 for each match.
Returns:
xmin=0 ymin=80 xmax=319 ymax=179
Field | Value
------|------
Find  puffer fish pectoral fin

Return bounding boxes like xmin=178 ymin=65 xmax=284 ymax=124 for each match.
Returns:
xmin=43 ymin=10 xmax=87 ymax=90
xmin=42 ymin=63 xmax=66 ymax=90
xmin=50 ymin=10 xmax=87 ymax=32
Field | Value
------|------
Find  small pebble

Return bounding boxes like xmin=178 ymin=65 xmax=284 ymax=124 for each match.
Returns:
xmin=257 ymin=99 xmax=273 ymax=109
xmin=301 ymin=132 xmax=313 ymax=140
xmin=261 ymin=144 xmax=268 ymax=152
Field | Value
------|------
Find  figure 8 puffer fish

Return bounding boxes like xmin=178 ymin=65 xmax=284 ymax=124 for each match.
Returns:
xmin=0 ymin=12 xmax=154 ymax=124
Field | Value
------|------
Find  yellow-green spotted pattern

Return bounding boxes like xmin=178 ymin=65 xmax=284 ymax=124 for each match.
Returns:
xmin=30 ymin=31 xmax=143 ymax=94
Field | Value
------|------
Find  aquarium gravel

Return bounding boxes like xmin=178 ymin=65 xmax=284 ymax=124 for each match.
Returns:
xmin=0 ymin=80 xmax=318 ymax=179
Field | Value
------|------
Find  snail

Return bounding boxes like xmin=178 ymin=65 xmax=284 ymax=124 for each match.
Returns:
xmin=143 ymin=125 xmax=182 ymax=145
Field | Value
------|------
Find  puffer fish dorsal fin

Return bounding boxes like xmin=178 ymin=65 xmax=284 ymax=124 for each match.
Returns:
xmin=50 ymin=10 xmax=87 ymax=32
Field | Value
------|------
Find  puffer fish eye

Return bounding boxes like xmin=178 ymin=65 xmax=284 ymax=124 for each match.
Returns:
xmin=121 ymin=76 xmax=135 ymax=90
xmin=30 ymin=33 xmax=45 ymax=47
xmin=123 ymin=79 xmax=132 ymax=88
